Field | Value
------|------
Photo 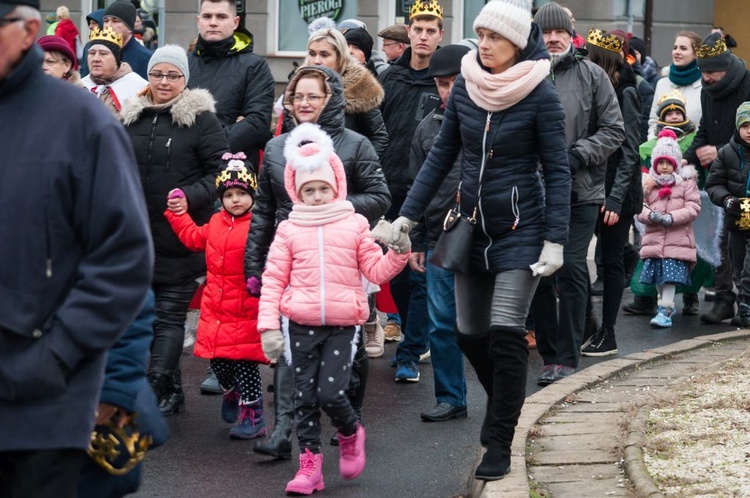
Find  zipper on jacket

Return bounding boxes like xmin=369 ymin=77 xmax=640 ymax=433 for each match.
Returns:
xmin=165 ymin=138 xmax=172 ymax=172
xmin=479 ymin=112 xmax=492 ymax=270
xmin=145 ymin=114 xmax=159 ymax=178
xmin=317 ymin=226 xmax=326 ymax=325
xmin=45 ymin=207 xmax=52 ymax=278
xmin=511 ymin=186 xmax=520 ymax=230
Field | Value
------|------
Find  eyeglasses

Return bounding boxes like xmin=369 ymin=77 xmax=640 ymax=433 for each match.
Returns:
xmin=0 ymin=17 xmax=23 ymax=27
xmin=382 ymin=42 xmax=403 ymax=48
xmin=292 ymin=94 xmax=326 ymax=104
xmin=43 ymin=58 xmax=63 ymax=66
xmin=148 ymin=72 xmax=185 ymax=82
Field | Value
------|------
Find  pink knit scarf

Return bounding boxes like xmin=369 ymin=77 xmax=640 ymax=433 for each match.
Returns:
xmin=288 ymin=200 xmax=355 ymax=226
xmin=461 ymin=52 xmax=551 ymax=112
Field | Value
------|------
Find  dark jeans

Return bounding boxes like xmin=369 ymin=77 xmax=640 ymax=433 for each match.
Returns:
xmin=149 ymin=280 xmax=199 ymax=378
xmin=0 ymin=449 xmax=84 ymax=498
xmin=597 ymin=213 xmax=632 ymax=329
xmin=532 ymin=204 xmax=599 ymax=369
xmin=393 ymin=265 xmax=429 ymax=363
xmin=728 ymin=230 xmax=750 ymax=306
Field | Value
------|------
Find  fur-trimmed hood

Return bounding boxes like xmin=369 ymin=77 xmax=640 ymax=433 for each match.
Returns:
xmin=341 ymin=63 xmax=384 ymax=114
xmin=120 ymin=87 xmax=216 ymax=127
xmin=642 ymin=164 xmax=697 ymax=194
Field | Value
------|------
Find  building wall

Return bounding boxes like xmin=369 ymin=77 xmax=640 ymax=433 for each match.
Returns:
xmin=713 ymin=0 xmax=750 ymax=63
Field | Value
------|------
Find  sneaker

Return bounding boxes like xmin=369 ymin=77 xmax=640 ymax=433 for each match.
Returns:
xmin=364 ymin=321 xmax=385 ymax=358
xmin=418 ymin=349 xmax=431 ymax=363
xmin=525 ymin=330 xmax=536 ymax=350
xmin=383 ymin=321 xmax=403 ymax=342
xmin=338 ymin=423 xmax=366 ymax=480
xmin=650 ymin=304 xmax=674 ymax=328
xmin=229 ymin=402 xmax=267 ymax=440
xmin=221 ymin=389 xmax=241 ymax=423
xmin=394 ymin=360 xmax=419 ymax=383
xmin=285 ymin=449 xmax=325 ymax=495
xmin=581 ymin=327 xmax=618 ymax=356
xmin=537 ymin=364 xmax=575 ymax=386
xmin=200 ymin=368 xmax=222 ymax=395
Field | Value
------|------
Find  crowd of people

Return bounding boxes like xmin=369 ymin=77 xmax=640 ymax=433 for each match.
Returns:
xmin=3 ymin=0 xmax=750 ymax=496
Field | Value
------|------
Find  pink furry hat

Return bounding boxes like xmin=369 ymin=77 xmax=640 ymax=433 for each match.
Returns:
xmin=283 ymin=123 xmax=347 ymax=201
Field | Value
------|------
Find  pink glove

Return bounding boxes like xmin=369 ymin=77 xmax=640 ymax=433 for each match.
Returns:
xmin=246 ymin=276 xmax=261 ymax=297
xmin=168 ymin=188 xmax=185 ymax=199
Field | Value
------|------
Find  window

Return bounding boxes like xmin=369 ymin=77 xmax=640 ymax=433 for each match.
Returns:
xmin=276 ymin=0 xmax=358 ymax=52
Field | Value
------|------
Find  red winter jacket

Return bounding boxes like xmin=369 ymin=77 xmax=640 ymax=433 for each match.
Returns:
xmin=165 ymin=209 xmax=266 ymax=363
xmin=55 ymin=19 xmax=79 ymax=59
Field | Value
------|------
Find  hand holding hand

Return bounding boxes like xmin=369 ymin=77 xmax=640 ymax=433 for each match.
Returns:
xmin=390 ymin=216 xmax=417 ymax=244
xmin=167 ymin=189 xmax=188 ymax=215
xmin=529 ymin=241 xmax=564 ymax=277
xmin=391 ymin=231 xmax=411 ymax=254
xmin=246 ymin=276 xmax=261 ymax=297
xmin=261 ymin=330 xmax=285 ymax=361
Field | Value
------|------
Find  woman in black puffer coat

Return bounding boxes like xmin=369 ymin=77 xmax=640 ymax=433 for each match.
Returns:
xmin=121 ymin=47 xmax=228 ymax=416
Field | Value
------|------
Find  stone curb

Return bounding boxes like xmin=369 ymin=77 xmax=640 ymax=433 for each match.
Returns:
xmin=473 ymin=329 xmax=750 ymax=498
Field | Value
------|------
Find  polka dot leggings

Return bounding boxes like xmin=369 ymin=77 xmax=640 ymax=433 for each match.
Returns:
xmin=210 ymin=358 xmax=263 ymax=405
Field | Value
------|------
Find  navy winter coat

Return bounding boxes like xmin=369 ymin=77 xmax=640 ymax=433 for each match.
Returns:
xmin=400 ymin=25 xmax=571 ymax=273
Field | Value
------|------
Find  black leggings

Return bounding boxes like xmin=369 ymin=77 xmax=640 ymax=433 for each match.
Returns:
xmin=149 ymin=280 xmax=199 ymax=377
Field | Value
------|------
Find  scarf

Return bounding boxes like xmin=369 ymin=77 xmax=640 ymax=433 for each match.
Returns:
xmin=668 ymin=60 xmax=701 ymax=86
xmin=649 ymin=170 xmax=677 ymax=192
xmin=288 ymin=200 xmax=355 ymax=227
xmin=703 ymin=55 xmax=748 ymax=100
xmin=87 ymin=61 xmax=132 ymax=86
xmin=462 ymin=52 xmax=551 ymax=112
xmin=656 ymin=120 xmax=695 ymax=136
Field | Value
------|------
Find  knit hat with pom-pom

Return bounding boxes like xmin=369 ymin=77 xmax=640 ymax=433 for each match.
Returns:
xmin=651 ymin=129 xmax=682 ymax=172
xmin=283 ymin=123 xmax=346 ymax=198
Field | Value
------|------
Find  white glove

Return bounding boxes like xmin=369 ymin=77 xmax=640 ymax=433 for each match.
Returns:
xmin=392 ymin=231 xmax=411 ymax=254
xmin=529 ymin=241 xmax=564 ymax=277
xmin=390 ymin=216 xmax=417 ymax=244
xmin=261 ymin=329 xmax=285 ymax=361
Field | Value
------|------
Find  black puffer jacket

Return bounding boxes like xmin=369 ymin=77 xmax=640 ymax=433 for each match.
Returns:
xmin=378 ymin=47 xmax=442 ymax=206
xmin=188 ymin=27 xmax=274 ymax=166
xmin=244 ymin=66 xmax=391 ymax=280
xmin=121 ymin=88 xmax=229 ymax=284
xmin=706 ymin=134 xmax=750 ymax=231
xmin=604 ymin=64 xmax=643 ymax=218
xmin=684 ymin=57 xmax=750 ymax=166
xmin=401 ymin=24 xmax=571 ymax=273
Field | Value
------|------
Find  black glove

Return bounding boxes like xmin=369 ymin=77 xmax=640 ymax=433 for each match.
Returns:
xmin=724 ymin=196 xmax=742 ymax=216
xmin=568 ymin=149 xmax=585 ymax=174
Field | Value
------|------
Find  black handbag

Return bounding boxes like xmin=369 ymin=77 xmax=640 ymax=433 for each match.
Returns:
xmin=429 ymin=185 xmax=476 ymax=274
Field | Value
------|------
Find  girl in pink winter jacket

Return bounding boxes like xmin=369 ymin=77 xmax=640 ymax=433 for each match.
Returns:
xmin=637 ymin=129 xmax=701 ymax=328
xmin=258 ymin=123 xmax=409 ymax=495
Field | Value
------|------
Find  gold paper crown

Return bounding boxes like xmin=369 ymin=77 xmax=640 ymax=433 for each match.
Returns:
xmin=87 ymin=418 xmax=152 ymax=476
xmin=89 ymin=26 xmax=124 ymax=48
xmin=657 ymin=90 xmax=686 ymax=107
xmin=409 ymin=0 xmax=443 ymax=20
xmin=695 ymin=36 xmax=727 ymax=59
xmin=586 ymin=28 xmax=624 ymax=53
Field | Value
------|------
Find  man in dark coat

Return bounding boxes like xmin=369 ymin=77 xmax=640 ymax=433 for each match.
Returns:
xmin=684 ymin=33 xmax=750 ymax=325
xmin=103 ymin=0 xmax=151 ymax=78
xmin=0 ymin=1 xmax=153 ymax=495
xmin=188 ymin=0 xmax=274 ymax=168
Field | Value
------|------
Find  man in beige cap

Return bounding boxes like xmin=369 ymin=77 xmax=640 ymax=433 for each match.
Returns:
xmin=377 ymin=23 xmax=409 ymax=62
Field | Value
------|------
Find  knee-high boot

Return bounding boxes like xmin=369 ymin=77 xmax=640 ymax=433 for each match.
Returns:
xmin=475 ymin=326 xmax=528 ymax=481
xmin=457 ymin=333 xmax=494 ymax=446
xmin=254 ymin=362 xmax=294 ymax=459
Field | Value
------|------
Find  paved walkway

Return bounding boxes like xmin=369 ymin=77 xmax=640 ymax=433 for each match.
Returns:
xmin=468 ymin=329 xmax=750 ymax=497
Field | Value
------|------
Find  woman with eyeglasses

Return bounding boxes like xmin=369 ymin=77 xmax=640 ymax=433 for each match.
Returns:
xmin=121 ymin=45 xmax=229 ymax=416
xmin=81 ymin=26 xmax=147 ymax=117
xmin=246 ymin=65 xmax=390 ymax=460
xmin=37 ymin=34 xmax=81 ymax=84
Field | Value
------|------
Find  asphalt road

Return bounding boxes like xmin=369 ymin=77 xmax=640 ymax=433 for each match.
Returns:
xmin=135 ymin=289 xmax=735 ymax=498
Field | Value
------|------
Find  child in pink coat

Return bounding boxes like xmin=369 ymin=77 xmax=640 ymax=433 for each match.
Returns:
xmin=637 ymin=129 xmax=701 ymax=328
xmin=165 ymin=153 xmax=268 ymax=440
xmin=258 ymin=123 xmax=410 ymax=495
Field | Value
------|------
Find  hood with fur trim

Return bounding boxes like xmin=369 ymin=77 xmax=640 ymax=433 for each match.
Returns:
xmin=283 ymin=123 xmax=348 ymax=204
xmin=341 ymin=62 xmax=384 ymax=114
xmin=642 ymin=164 xmax=697 ymax=194
xmin=120 ymin=87 xmax=216 ymax=127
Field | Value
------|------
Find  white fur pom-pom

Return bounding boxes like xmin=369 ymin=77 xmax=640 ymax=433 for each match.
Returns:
xmin=283 ymin=123 xmax=335 ymax=174
xmin=308 ymin=16 xmax=337 ymax=35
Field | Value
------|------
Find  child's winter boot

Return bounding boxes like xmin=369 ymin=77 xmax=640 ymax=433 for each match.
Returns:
xmin=650 ymin=300 xmax=674 ymax=328
xmin=221 ymin=386 xmax=241 ymax=423
xmin=229 ymin=398 xmax=266 ymax=439
xmin=337 ymin=422 xmax=366 ymax=480
xmin=285 ymin=448 xmax=324 ymax=495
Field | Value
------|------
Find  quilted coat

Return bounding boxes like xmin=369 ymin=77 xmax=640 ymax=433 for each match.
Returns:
xmin=637 ymin=166 xmax=700 ymax=263
xmin=165 ymin=209 xmax=265 ymax=363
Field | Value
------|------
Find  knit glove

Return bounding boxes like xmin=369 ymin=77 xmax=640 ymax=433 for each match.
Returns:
xmin=724 ymin=196 xmax=742 ymax=216
xmin=391 ymin=231 xmax=411 ymax=254
xmin=658 ymin=213 xmax=673 ymax=226
xmin=246 ymin=276 xmax=261 ymax=297
xmin=261 ymin=330 xmax=284 ymax=361
xmin=390 ymin=216 xmax=417 ymax=244
xmin=168 ymin=188 xmax=185 ymax=199
xmin=529 ymin=241 xmax=564 ymax=277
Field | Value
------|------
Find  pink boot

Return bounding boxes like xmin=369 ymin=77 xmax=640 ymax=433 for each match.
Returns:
xmin=337 ymin=423 xmax=366 ymax=480
xmin=285 ymin=448 xmax=324 ymax=495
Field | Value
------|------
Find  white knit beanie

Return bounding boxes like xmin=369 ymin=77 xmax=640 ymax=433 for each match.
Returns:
xmin=473 ymin=0 xmax=532 ymax=50
xmin=148 ymin=45 xmax=190 ymax=84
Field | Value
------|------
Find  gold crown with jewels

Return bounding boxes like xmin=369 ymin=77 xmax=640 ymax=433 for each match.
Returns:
xmin=87 ymin=418 xmax=152 ymax=476
xmin=586 ymin=28 xmax=624 ymax=53
xmin=695 ymin=36 xmax=727 ymax=59
xmin=409 ymin=0 xmax=443 ymax=20
xmin=89 ymin=26 xmax=124 ymax=48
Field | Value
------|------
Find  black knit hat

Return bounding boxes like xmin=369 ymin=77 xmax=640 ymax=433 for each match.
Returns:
xmin=696 ymin=32 xmax=733 ymax=72
xmin=216 ymin=152 xmax=257 ymax=199
xmin=533 ymin=1 xmax=573 ymax=36
xmin=104 ymin=0 xmax=136 ymax=32
xmin=629 ymin=36 xmax=647 ymax=57
xmin=344 ymin=28 xmax=373 ymax=63
xmin=428 ymin=44 xmax=471 ymax=78
xmin=0 ymin=0 xmax=38 ymax=17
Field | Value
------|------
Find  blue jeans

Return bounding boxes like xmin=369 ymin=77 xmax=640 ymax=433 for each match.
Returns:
xmin=386 ymin=313 xmax=401 ymax=326
xmin=425 ymin=250 xmax=466 ymax=407
xmin=393 ymin=265 xmax=429 ymax=364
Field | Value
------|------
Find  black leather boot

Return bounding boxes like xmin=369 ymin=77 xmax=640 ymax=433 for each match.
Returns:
xmin=254 ymin=362 xmax=293 ymax=459
xmin=700 ymin=294 xmax=735 ymax=324
xmin=159 ymin=369 xmax=185 ymax=416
